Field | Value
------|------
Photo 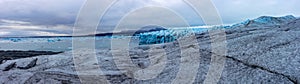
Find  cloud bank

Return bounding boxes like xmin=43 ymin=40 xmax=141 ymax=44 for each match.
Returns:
xmin=0 ymin=0 xmax=299 ymax=36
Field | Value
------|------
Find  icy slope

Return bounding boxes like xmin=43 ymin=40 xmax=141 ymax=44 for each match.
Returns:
xmin=137 ymin=15 xmax=297 ymax=45
xmin=231 ymin=15 xmax=296 ymax=28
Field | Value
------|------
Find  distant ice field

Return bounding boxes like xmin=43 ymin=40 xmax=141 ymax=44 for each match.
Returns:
xmin=0 ymin=36 xmax=140 ymax=52
xmin=0 ymin=27 xmax=211 ymax=52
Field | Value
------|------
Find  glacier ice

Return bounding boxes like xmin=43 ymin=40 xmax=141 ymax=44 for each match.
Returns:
xmin=137 ymin=27 xmax=210 ymax=45
xmin=0 ymin=38 xmax=23 ymax=42
xmin=0 ymin=37 xmax=67 ymax=43
xmin=231 ymin=15 xmax=296 ymax=28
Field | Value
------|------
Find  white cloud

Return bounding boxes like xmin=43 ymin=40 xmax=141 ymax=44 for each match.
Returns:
xmin=0 ymin=19 xmax=30 ymax=25
xmin=0 ymin=31 xmax=10 ymax=36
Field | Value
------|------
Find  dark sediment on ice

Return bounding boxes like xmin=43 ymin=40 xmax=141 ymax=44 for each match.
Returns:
xmin=0 ymin=51 xmax=63 ymax=64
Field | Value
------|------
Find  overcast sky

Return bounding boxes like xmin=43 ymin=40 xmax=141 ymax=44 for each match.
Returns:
xmin=0 ymin=0 xmax=299 ymax=36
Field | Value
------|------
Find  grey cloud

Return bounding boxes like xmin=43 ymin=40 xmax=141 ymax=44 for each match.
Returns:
xmin=0 ymin=0 xmax=84 ymax=26
xmin=0 ymin=29 xmax=68 ymax=37
xmin=0 ymin=19 xmax=73 ymax=37
xmin=212 ymin=0 xmax=300 ymax=24
xmin=1 ymin=0 xmax=300 ymax=36
xmin=0 ymin=0 xmax=83 ymax=36
xmin=98 ymin=0 xmax=203 ymax=32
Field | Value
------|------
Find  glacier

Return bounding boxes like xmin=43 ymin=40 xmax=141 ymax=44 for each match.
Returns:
xmin=137 ymin=27 xmax=210 ymax=45
xmin=1 ymin=15 xmax=296 ymax=46
xmin=0 ymin=26 xmax=214 ymax=46
xmin=136 ymin=15 xmax=297 ymax=45
xmin=231 ymin=15 xmax=296 ymax=28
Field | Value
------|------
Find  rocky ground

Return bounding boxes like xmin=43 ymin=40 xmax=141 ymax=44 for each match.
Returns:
xmin=0 ymin=18 xmax=299 ymax=84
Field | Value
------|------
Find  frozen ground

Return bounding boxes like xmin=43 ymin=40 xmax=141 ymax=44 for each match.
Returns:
xmin=0 ymin=15 xmax=299 ymax=84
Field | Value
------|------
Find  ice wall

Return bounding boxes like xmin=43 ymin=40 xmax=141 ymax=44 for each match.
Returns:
xmin=137 ymin=28 xmax=209 ymax=45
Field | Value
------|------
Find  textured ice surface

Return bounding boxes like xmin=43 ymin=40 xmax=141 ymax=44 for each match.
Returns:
xmin=137 ymin=27 xmax=209 ymax=45
xmin=0 ymin=16 xmax=299 ymax=83
xmin=137 ymin=15 xmax=297 ymax=45
xmin=231 ymin=15 xmax=296 ymax=28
